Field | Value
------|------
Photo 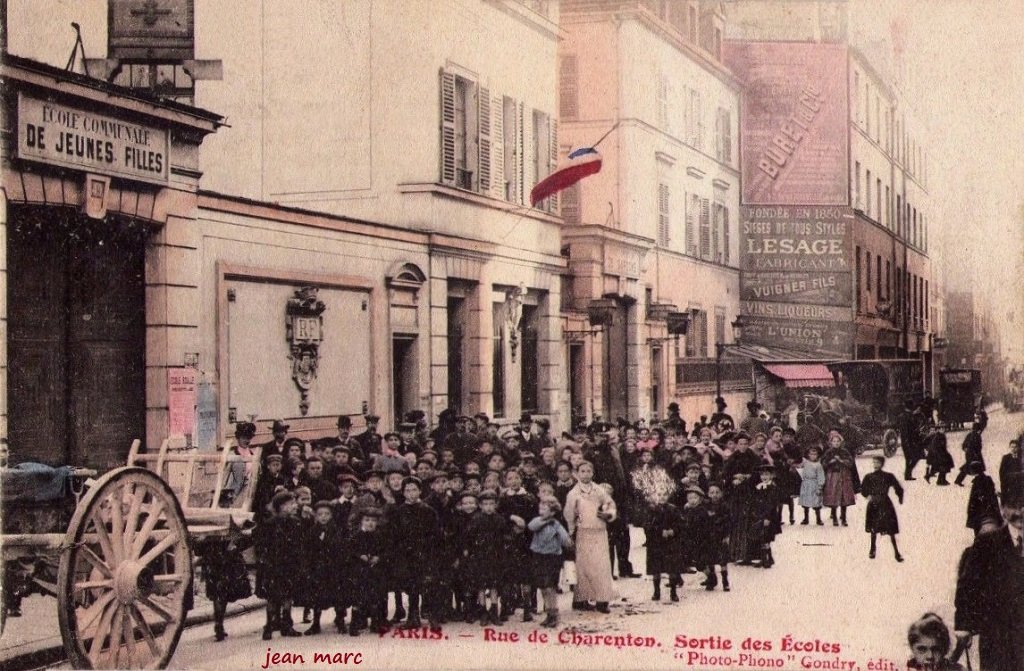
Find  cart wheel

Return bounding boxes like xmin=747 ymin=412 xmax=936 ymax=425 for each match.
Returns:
xmin=57 ymin=467 xmax=192 ymax=670
xmin=882 ymin=429 xmax=899 ymax=458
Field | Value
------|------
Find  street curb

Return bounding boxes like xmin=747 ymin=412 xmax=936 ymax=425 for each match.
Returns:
xmin=1 ymin=599 xmax=266 ymax=671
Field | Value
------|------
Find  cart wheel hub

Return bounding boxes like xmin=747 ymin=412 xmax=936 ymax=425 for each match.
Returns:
xmin=114 ymin=561 xmax=145 ymax=604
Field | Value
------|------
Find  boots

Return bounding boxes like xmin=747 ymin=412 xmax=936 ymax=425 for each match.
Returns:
xmin=840 ymin=508 xmax=848 ymax=527
xmin=704 ymin=569 xmax=718 ymax=591
xmin=815 ymin=508 xmax=824 ymax=525
xmin=801 ymin=508 xmax=810 ymax=525
xmin=214 ymin=624 xmax=226 ymax=642
xmin=652 ymin=576 xmax=662 ymax=601
xmin=669 ymin=579 xmax=679 ymax=602
xmin=595 ymin=601 xmax=611 ymax=613
xmin=721 ymin=570 xmax=730 ymax=592
xmin=762 ymin=547 xmax=774 ymax=569
xmin=401 ymin=603 xmax=422 ymax=630
xmin=489 ymin=604 xmax=501 ymax=626
xmin=831 ymin=508 xmax=838 ymax=526
xmin=479 ymin=604 xmax=491 ymax=627
xmin=937 ymin=473 xmax=950 ymax=486
xmin=540 ymin=609 xmax=559 ymax=628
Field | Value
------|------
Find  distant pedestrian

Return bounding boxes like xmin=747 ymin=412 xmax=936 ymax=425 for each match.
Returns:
xmin=797 ymin=445 xmax=826 ymax=525
xmin=954 ymin=423 xmax=984 ymax=487
xmin=965 ymin=461 xmax=1002 ymax=536
xmin=822 ymin=431 xmax=859 ymax=527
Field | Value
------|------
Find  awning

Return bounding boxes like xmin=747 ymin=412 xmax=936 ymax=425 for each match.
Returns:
xmin=762 ymin=363 xmax=836 ymax=388
xmin=722 ymin=343 xmax=838 ymax=363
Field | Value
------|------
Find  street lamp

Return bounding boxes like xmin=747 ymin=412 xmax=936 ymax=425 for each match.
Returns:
xmin=715 ymin=316 xmax=745 ymax=400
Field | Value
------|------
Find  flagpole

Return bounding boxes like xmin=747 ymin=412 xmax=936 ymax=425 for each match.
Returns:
xmin=590 ymin=121 xmax=620 ymax=149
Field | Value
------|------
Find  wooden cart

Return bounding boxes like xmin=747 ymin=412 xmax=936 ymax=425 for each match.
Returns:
xmin=1 ymin=438 xmax=262 ymax=669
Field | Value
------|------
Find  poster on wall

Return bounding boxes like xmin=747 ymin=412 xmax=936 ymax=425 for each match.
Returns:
xmin=167 ymin=367 xmax=197 ymax=438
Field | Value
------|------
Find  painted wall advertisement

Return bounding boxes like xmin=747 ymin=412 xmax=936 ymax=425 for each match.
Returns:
xmin=740 ymin=205 xmax=855 ymax=358
xmin=723 ymin=41 xmax=849 ymax=206
xmin=168 ymin=367 xmax=197 ymax=438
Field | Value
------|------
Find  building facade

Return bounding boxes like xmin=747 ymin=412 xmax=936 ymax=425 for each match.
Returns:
xmin=724 ymin=2 xmax=936 ymax=399
xmin=559 ymin=0 xmax=747 ymax=426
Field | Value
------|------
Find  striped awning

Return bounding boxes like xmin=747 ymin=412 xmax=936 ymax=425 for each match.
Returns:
xmin=762 ymin=363 xmax=836 ymax=388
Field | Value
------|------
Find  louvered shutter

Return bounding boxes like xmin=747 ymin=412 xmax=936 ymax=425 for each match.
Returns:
xmin=658 ymin=183 xmax=670 ymax=246
xmin=478 ymin=86 xmax=491 ymax=195
xmin=491 ymin=93 xmax=505 ymax=200
xmin=700 ymin=197 xmax=710 ymax=259
xmin=440 ymin=70 xmax=457 ymax=186
xmin=517 ymin=102 xmax=525 ymax=205
xmin=560 ymin=55 xmax=579 ymax=120
xmin=722 ymin=207 xmax=730 ymax=264
xmin=685 ymin=193 xmax=695 ymax=255
xmin=723 ymin=110 xmax=732 ymax=165
xmin=711 ymin=204 xmax=720 ymax=261
xmin=547 ymin=118 xmax=559 ymax=214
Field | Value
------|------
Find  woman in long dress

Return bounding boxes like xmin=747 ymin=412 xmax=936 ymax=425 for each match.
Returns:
xmin=564 ymin=461 xmax=616 ymax=613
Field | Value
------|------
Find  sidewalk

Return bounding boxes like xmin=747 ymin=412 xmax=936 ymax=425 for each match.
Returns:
xmin=0 ymin=589 xmax=264 ymax=671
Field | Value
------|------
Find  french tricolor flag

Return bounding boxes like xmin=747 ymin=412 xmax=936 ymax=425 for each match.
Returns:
xmin=530 ymin=146 xmax=602 ymax=207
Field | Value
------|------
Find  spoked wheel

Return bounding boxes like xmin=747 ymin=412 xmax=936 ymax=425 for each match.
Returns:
xmin=57 ymin=468 xmax=192 ymax=670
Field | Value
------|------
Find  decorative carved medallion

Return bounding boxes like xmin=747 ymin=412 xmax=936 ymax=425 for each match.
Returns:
xmin=286 ymin=286 xmax=326 ymax=415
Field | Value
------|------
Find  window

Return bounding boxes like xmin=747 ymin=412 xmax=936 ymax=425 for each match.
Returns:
xmin=712 ymin=199 xmax=726 ymax=263
xmin=687 ymin=309 xmax=708 ymax=358
xmin=854 ymin=161 xmax=861 ymax=208
xmin=440 ymin=71 xmax=477 ymax=190
xmin=533 ymin=109 xmax=558 ymax=213
xmin=854 ymin=71 xmax=860 ymax=124
xmin=855 ymin=246 xmax=862 ymax=313
xmin=716 ymin=107 xmax=732 ymax=164
xmin=559 ymin=55 xmax=579 ymax=121
xmin=865 ymin=170 xmax=871 ymax=217
xmin=876 ymin=178 xmax=882 ymax=224
xmin=656 ymin=73 xmax=669 ymax=131
xmin=885 ymin=260 xmax=891 ymax=301
xmin=686 ymin=193 xmax=699 ymax=255
xmin=876 ymin=254 xmax=882 ymax=302
xmin=699 ymin=197 xmax=711 ymax=260
xmin=658 ymin=183 xmax=670 ymax=247
xmin=866 ymin=253 xmax=872 ymax=292
xmin=722 ymin=206 xmax=730 ymax=264
xmin=503 ymin=96 xmax=520 ymax=203
xmin=688 ymin=90 xmax=703 ymax=150
xmin=885 ymin=185 xmax=891 ymax=228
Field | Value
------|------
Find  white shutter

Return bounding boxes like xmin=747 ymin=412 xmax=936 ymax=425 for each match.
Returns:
xmin=548 ymin=118 xmax=558 ymax=214
xmin=723 ymin=207 xmax=730 ymax=264
xmin=700 ymin=197 xmax=710 ymax=259
xmin=560 ymin=55 xmax=579 ymax=120
xmin=478 ymin=86 xmax=491 ymax=195
xmin=711 ymin=204 xmax=720 ymax=261
xmin=440 ymin=70 xmax=457 ymax=186
xmin=658 ymin=183 xmax=670 ymax=247
xmin=684 ymin=192 xmax=694 ymax=254
xmin=517 ymin=102 xmax=525 ymax=205
xmin=490 ymin=93 xmax=505 ymax=200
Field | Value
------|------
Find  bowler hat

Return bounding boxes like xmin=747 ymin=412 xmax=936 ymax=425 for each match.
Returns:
xmin=271 ymin=420 xmax=290 ymax=433
xmin=337 ymin=415 xmax=353 ymax=429
xmin=715 ymin=396 xmax=727 ymax=407
xmin=337 ymin=473 xmax=360 ymax=487
xmin=365 ymin=414 xmax=381 ymax=423
xmin=756 ymin=464 xmax=776 ymax=473
xmin=668 ymin=402 xmax=680 ymax=412
xmin=398 ymin=422 xmax=417 ymax=432
xmin=519 ymin=413 xmax=533 ymax=423
xmin=1001 ymin=471 xmax=1024 ymax=507
xmin=401 ymin=476 xmax=423 ymax=490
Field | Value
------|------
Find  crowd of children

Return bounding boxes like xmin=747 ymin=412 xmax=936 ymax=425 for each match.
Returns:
xmin=220 ymin=399 xmax=912 ymax=642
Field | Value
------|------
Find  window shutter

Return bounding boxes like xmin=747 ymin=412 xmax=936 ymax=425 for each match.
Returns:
xmin=711 ymin=204 xmax=720 ymax=261
xmin=478 ymin=86 xmax=491 ymax=194
xmin=723 ymin=110 xmax=731 ymax=165
xmin=699 ymin=197 xmax=710 ymax=259
xmin=722 ymin=207 xmax=730 ymax=264
xmin=490 ymin=93 xmax=505 ymax=200
xmin=658 ymin=183 xmax=670 ymax=246
xmin=440 ymin=70 xmax=457 ymax=186
xmin=685 ymin=193 xmax=695 ymax=255
xmin=560 ymin=55 xmax=579 ymax=120
xmin=547 ymin=118 xmax=558 ymax=213
xmin=517 ymin=101 xmax=525 ymax=205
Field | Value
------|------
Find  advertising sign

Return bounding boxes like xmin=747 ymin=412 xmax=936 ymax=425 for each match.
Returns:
xmin=741 ymin=271 xmax=853 ymax=306
xmin=17 ymin=93 xmax=170 ymax=185
xmin=723 ymin=41 xmax=849 ymax=205
xmin=740 ymin=205 xmax=853 ymax=274
xmin=742 ymin=315 xmax=854 ymax=359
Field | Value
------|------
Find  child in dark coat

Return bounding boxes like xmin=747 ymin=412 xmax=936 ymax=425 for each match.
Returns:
xmin=499 ymin=470 xmax=538 ymax=622
xmin=387 ymin=476 xmax=440 ymax=630
xmin=704 ymin=482 xmax=732 ymax=591
xmin=680 ymin=486 xmax=713 ymax=582
xmin=465 ymin=490 xmax=510 ymax=626
xmin=748 ymin=465 xmax=783 ymax=568
xmin=302 ymin=501 xmax=344 ymax=635
xmin=964 ymin=461 xmax=1002 ymax=535
xmin=252 ymin=454 xmax=287 ymax=523
xmin=449 ymin=492 xmax=481 ymax=622
xmin=347 ymin=506 xmax=388 ymax=636
xmin=642 ymin=488 xmax=686 ymax=602
xmin=193 ymin=530 xmax=252 ymax=642
xmin=860 ymin=456 xmax=905 ymax=562
xmin=255 ymin=490 xmax=304 ymax=640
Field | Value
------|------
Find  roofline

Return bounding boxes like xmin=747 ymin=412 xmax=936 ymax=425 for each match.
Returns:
xmin=1 ymin=52 xmax=225 ymax=131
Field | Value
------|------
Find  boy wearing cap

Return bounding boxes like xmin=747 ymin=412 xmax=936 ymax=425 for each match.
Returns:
xmin=704 ymin=482 xmax=732 ymax=591
xmin=680 ymin=486 xmax=712 ymax=588
xmin=347 ymin=507 xmax=388 ymax=636
xmin=448 ymin=492 xmax=480 ymax=622
xmin=255 ymin=490 xmax=304 ymax=639
xmin=500 ymin=470 xmax=539 ymax=622
xmin=749 ymin=465 xmax=783 ymax=568
xmin=466 ymin=490 xmax=510 ymax=626
xmin=388 ymin=476 xmax=441 ymax=630
xmin=302 ymin=502 xmax=344 ymax=635
xmin=253 ymin=454 xmax=288 ymax=523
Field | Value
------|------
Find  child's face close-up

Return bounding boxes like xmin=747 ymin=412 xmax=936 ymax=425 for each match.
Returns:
xmin=460 ymin=497 xmax=478 ymax=514
xmin=404 ymin=484 xmax=422 ymax=502
xmin=361 ymin=517 xmax=378 ymax=532
xmin=297 ymin=491 xmax=312 ymax=507
xmin=539 ymin=502 xmax=553 ymax=518
xmin=686 ymin=492 xmax=702 ymax=507
xmin=280 ymin=499 xmax=298 ymax=516
xmin=315 ymin=508 xmax=332 ymax=525
xmin=480 ymin=499 xmax=497 ymax=514
xmin=708 ymin=486 xmax=723 ymax=502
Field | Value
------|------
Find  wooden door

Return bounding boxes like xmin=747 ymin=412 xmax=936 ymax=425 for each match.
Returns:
xmin=7 ymin=215 xmax=70 ymax=464
xmin=66 ymin=221 xmax=147 ymax=470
